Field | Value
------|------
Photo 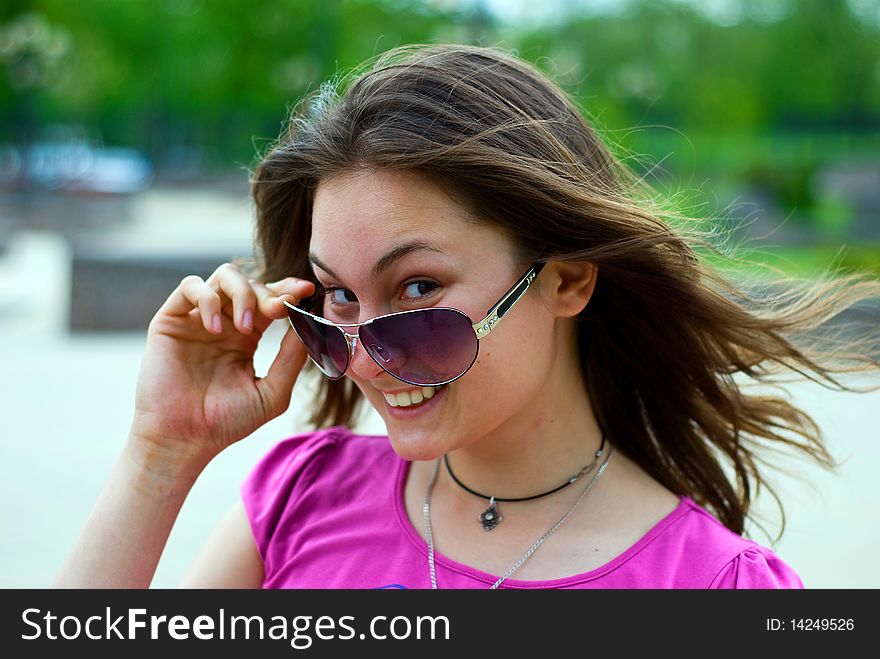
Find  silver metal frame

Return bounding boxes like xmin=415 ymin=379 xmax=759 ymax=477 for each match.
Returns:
xmin=282 ymin=261 xmax=546 ymax=386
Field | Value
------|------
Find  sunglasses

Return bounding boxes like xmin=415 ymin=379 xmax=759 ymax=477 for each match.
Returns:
xmin=282 ymin=262 xmax=546 ymax=387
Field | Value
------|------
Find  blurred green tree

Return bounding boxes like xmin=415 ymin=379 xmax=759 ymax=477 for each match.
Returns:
xmin=0 ymin=0 xmax=877 ymax=255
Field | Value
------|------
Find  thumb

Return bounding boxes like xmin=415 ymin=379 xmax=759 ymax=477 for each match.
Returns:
xmin=256 ymin=325 xmax=309 ymax=419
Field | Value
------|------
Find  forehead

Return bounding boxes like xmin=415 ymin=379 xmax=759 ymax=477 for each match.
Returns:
xmin=309 ymin=168 xmax=511 ymax=268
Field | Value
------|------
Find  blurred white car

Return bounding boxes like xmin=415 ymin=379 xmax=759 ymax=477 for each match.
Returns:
xmin=0 ymin=141 xmax=153 ymax=194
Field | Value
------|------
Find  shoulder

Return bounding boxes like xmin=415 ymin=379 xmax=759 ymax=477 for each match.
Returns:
xmin=242 ymin=425 xmax=393 ymax=500
xmin=240 ymin=425 xmax=396 ymax=561
xmin=674 ymin=498 xmax=805 ymax=589
xmin=592 ymin=495 xmax=804 ymax=588
xmin=246 ymin=423 xmax=386 ymax=470
xmin=707 ymin=544 xmax=805 ymax=589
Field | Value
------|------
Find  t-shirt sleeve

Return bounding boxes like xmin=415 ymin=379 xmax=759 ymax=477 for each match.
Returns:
xmin=708 ymin=546 xmax=805 ymax=589
xmin=240 ymin=427 xmax=343 ymax=576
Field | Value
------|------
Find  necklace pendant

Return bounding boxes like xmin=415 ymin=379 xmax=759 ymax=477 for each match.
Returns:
xmin=479 ymin=497 xmax=502 ymax=531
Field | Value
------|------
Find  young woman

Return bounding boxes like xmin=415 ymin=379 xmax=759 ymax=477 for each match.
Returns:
xmin=56 ymin=44 xmax=879 ymax=589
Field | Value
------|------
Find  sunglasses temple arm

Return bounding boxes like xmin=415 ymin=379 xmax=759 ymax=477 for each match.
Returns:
xmin=472 ymin=262 xmax=546 ymax=338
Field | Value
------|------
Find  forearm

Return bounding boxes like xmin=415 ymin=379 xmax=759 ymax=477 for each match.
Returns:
xmin=53 ymin=435 xmax=212 ymax=589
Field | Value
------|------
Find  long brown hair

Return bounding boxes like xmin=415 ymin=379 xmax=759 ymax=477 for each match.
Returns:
xmin=243 ymin=44 xmax=880 ymax=542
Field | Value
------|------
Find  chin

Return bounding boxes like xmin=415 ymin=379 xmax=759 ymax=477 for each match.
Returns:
xmin=384 ymin=426 xmax=449 ymax=462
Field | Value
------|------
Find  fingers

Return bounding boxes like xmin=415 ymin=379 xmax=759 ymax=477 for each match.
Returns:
xmin=263 ymin=276 xmax=318 ymax=299
xmin=256 ymin=324 xmax=310 ymax=419
xmin=160 ymin=274 xmax=224 ymax=334
xmin=204 ymin=263 xmax=262 ymax=334
xmin=160 ymin=264 xmax=316 ymax=337
xmin=253 ymin=277 xmax=315 ymax=335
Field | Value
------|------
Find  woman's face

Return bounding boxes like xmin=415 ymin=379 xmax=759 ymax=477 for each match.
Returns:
xmin=309 ymin=168 xmax=559 ymax=460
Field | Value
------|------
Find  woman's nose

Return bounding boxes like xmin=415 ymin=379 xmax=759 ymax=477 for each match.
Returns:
xmin=346 ymin=332 xmax=386 ymax=380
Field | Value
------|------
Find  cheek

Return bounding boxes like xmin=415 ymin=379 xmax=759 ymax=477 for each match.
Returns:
xmin=470 ymin=317 xmax=551 ymax=387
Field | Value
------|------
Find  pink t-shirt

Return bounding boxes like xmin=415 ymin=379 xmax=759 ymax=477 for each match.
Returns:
xmin=241 ymin=426 xmax=805 ymax=589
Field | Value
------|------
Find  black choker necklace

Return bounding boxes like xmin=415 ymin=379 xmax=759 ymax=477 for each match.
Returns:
xmin=443 ymin=429 xmax=608 ymax=531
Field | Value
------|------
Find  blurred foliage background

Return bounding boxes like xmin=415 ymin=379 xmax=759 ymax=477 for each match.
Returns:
xmin=1 ymin=0 xmax=879 ymax=275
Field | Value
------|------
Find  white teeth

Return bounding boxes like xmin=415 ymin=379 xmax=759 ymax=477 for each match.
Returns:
xmin=383 ymin=385 xmax=443 ymax=408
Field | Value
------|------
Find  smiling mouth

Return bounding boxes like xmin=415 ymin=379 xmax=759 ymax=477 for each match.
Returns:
xmin=382 ymin=384 xmax=447 ymax=408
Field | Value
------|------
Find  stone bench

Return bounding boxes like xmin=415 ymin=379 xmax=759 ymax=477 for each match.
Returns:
xmin=68 ymin=234 xmax=255 ymax=332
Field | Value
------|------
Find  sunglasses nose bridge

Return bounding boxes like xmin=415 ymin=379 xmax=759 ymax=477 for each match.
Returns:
xmin=341 ymin=326 xmax=391 ymax=379
xmin=340 ymin=329 xmax=359 ymax=356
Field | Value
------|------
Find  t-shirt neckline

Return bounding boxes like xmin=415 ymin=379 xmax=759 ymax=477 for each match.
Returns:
xmin=392 ymin=452 xmax=690 ymax=588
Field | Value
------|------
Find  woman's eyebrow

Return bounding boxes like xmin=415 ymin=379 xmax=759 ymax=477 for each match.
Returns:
xmin=308 ymin=240 xmax=446 ymax=283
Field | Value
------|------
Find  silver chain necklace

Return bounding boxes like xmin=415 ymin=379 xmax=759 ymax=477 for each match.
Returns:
xmin=423 ymin=444 xmax=614 ymax=589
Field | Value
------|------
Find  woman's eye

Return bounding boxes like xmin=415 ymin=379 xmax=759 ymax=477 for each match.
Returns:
xmin=402 ymin=280 xmax=439 ymax=300
xmin=325 ymin=286 xmax=358 ymax=306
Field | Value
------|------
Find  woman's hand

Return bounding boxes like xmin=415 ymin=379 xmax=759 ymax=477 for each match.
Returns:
xmin=129 ymin=262 xmax=316 ymax=466
xmin=54 ymin=263 xmax=316 ymax=588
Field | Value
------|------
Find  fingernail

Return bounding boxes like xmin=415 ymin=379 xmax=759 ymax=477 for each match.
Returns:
xmin=243 ymin=308 xmax=253 ymax=330
xmin=212 ymin=314 xmax=222 ymax=333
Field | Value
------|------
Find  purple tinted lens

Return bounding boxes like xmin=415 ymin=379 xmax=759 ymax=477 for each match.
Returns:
xmin=360 ymin=308 xmax=477 ymax=385
xmin=286 ymin=307 xmax=349 ymax=378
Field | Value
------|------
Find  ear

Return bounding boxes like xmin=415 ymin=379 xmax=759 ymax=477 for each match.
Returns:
xmin=541 ymin=261 xmax=598 ymax=318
